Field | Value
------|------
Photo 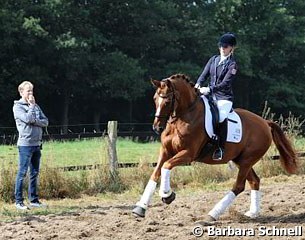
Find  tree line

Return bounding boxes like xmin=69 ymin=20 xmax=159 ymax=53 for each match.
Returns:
xmin=0 ymin=0 xmax=305 ymax=134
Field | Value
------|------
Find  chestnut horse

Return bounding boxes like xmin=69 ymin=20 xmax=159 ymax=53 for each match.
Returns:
xmin=132 ymin=74 xmax=297 ymax=224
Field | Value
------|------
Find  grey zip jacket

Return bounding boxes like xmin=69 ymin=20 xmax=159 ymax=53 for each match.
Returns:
xmin=13 ymin=98 xmax=49 ymax=146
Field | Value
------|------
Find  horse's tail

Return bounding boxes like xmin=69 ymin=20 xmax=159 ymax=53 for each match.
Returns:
xmin=267 ymin=120 xmax=298 ymax=174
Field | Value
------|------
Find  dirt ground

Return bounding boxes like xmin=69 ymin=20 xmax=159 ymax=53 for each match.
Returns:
xmin=1 ymin=175 xmax=305 ymax=240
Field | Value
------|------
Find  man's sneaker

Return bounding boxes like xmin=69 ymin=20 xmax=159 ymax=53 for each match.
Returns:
xmin=15 ymin=202 xmax=29 ymax=210
xmin=29 ymin=201 xmax=47 ymax=208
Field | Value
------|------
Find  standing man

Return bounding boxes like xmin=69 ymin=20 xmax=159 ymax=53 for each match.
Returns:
xmin=13 ymin=81 xmax=49 ymax=210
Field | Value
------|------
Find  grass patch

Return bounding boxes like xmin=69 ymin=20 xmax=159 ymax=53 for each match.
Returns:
xmin=0 ymin=138 xmax=161 ymax=168
xmin=0 ymin=133 xmax=304 ymax=205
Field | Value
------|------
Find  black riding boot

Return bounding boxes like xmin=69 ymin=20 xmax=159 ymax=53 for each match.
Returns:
xmin=213 ymin=120 xmax=228 ymax=161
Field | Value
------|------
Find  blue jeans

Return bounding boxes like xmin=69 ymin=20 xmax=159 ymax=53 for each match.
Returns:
xmin=15 ymin=146 xmax=41 ymax=204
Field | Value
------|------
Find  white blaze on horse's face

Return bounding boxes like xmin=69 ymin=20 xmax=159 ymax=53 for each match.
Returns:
xmin=155 ymin=95 xmax=164 ymax=117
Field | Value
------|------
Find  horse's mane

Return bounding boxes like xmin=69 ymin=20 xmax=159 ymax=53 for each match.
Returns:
xmin=168 ymin=74 xmax=195 ymax=87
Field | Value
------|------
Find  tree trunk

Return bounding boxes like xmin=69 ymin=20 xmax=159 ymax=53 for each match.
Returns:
xmin=93 ymin=110 xmax=101 ymax=133
xmin=242 ymin=77 xmax=250 ymax=109
xmin=129 ymin=100 xmax=133 ymax=123
xmin=235 ymin=75 xmax=250 ymax=109
xmin=61 ymin=89 xmax=70 ymax=134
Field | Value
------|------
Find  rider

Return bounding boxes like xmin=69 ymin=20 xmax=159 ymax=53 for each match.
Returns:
xmin=195 ymin=32 xmax=238 ymax=160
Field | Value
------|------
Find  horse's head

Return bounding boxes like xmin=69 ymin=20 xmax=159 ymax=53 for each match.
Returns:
xmin=151 ymin=78 xmax=176 ymax=134
xmin=151 ymin=74 xmax=195 ymax=135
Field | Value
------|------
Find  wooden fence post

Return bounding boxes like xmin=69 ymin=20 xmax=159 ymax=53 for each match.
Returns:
xmin=107 ymin=121 xmax=118 ymax=178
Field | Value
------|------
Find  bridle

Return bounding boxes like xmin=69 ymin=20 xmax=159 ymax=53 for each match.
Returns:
xmin=154 ymin=79 xmax=200 ymax=123
xmin=154 ymin=81 xmax=176 ymax=121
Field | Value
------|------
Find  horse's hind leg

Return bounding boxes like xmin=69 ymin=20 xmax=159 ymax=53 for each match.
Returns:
xmin=244 ymin=168 xmax=261 ymax=218
xmin=204 ymin=166 xmax=250 ymax=222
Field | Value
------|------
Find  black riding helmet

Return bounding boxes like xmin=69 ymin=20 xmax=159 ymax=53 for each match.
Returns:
xmin=218 ymin=32 xmax=237 ymax=48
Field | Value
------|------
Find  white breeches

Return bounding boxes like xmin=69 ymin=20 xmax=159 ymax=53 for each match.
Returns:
xmin=216 ymin=100 xmax=233 ymax=123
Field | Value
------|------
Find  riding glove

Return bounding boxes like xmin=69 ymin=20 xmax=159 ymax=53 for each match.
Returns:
xmin=199 ymin=87 xmax=210 ymax=95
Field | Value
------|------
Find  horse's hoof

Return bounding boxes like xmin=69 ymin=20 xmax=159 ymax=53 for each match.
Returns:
xmin=161 ymin=192 xmax=176 ymax=204
xmin=132 ymin=206 xmax=146 ymax=218
xmin=244 ymin=211 xmax=259 ymax=219
xmin=195 ymin=215 xmax=217 ymax=226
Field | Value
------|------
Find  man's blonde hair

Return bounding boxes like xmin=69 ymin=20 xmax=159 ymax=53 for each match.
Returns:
xmin=18 ymin=81 xmax=34 ymax=93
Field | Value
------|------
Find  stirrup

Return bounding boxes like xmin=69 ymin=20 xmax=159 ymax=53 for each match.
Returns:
xmin=212 ymin=147 xmax=224 ymax=161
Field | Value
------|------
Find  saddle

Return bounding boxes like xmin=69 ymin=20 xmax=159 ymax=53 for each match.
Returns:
xmin=200 ymin=95 xmax=242 ymax=142
xmin=196 ymin=95 xmax=242 ymax=160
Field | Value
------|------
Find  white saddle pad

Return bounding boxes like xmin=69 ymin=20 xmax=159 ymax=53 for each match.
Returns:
xmin=201 ymin=96 xmax=242 ymax=143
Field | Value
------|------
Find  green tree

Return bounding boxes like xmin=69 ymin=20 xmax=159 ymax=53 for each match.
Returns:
xmin=1 ymin=0 xmax=305 ymax=135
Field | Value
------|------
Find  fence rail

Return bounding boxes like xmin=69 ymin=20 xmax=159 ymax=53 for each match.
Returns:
xmin=57 ymin=151 xmax=305 ymax=172
xmin=58 ymin=162 xmax=158 ymax=172
xmin=0 ymin=131 xmax=159 ymax=145
xmin=270 ymin=152 xmax=305 ymax=160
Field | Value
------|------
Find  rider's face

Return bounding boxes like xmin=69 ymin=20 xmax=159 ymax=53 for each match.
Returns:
xmin=219 ymin=45 xmax=233 ymax=57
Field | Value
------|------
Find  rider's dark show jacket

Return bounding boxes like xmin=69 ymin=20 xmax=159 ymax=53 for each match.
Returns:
xmin=196 ymin=55 xmax=238 ymax=102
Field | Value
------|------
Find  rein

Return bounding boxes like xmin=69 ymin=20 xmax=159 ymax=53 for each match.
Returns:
xmin=169 ymin=95 xmax=200 ymax=123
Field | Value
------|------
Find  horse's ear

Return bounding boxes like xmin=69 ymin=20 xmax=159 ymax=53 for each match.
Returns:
xmin=151 ymin=79 xmax=160 ymax=88
xmin=164 ymin=79 xmax=172 ymax=88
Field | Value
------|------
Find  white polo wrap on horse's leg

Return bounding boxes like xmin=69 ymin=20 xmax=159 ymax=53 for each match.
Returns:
xmin=159 ymin=168 xmax=172 ymax=198
xmin=244 ymin=190 xmax=261 ymax=218
xmin=136 ymin=180 xmax=157 ymax=209
xmin=208 ymin=191 xmax=236 ymax=220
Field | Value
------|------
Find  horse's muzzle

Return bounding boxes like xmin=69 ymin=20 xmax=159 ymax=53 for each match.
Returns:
xmin=152 ymin=125 xmax=164 ymax=135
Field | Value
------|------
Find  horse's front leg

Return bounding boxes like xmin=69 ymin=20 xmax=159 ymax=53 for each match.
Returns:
xmin=159 ymin=150 xmax=192 ymax=204
xmin=132 ymin=149 xmax=169 ymax=218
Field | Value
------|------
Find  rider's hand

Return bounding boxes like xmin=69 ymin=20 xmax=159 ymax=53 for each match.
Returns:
xmin=199 ymin=87 xmax=210 ymax=95
xmin=194 ymin=83 xmax=200 ymax=89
